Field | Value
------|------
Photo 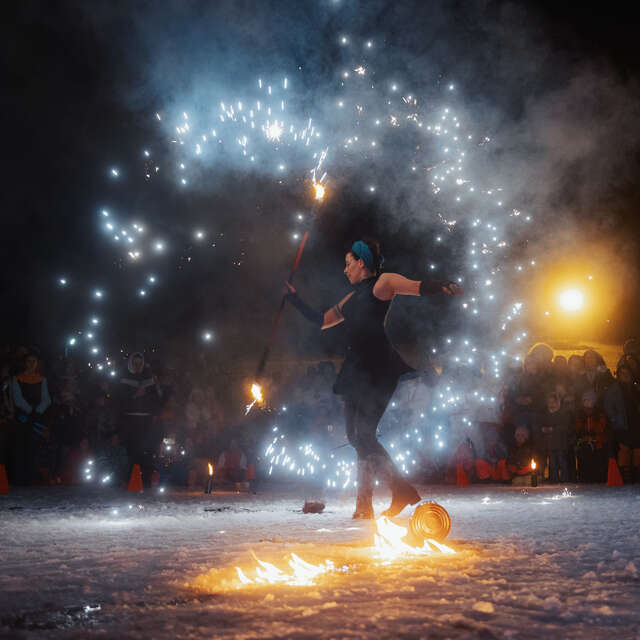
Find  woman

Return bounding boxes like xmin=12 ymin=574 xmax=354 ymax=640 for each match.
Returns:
xmin=286 ymin=238 xmax=461 ymax=518
xmin=11 ymin=352 xmax=51 ymax=485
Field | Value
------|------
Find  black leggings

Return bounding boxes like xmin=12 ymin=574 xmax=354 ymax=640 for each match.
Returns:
xmin=344 ymin=382 xmax=399 ymax=481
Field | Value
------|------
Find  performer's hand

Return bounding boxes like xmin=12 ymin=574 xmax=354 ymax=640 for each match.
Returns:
xmin=284 ymin=281 xmax=297 ymax=295
xmin=442 ymin=282 xmax=463 ymax=296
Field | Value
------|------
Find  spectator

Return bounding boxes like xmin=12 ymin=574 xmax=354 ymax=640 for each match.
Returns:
xmin=616 ymin=338 xmax=640 ymax=383
xmin=575 ymin=389 xmax=608 ymax=482
xmin=506 ymin=354 xmax=544 ymax=431
xmin=119 ymin=352 xmax=162 ymax=486
xmin=99 ymin=432 xmax=129 ymax=486
xmin=604 ymin=364 xmax=640 ymax=483
xmin=552 ymin=355 xmax=569 ymax=386
xmin=474 ymin=423 xmax=508 ymax=482
xmin=216 ymin=439 xmax=248 ymax=484
xmin=10 ymin=352 xmax=51 ymax=485
xmin=566 ymin=354 xmax=587 ymax=411
xmin=583 ymin=349 xmax=614 ymax=402
xmin=505 ymin=425 xmax=536 ymax=483
xmin=535 ymin=391 xmax=571 ymax=483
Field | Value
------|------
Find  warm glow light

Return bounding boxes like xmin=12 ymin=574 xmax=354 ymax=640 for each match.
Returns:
xmin=558 ymin=288 xmax=584 ymax=312
xmin=208 ymin=462 xmax=214 ymax=476
xmin=245 ymin=383 xmax=264 ymax=415
xmin=313 ymin=182 xmax=325 ymax=201
xmin=531 ymin=459 xmax=537 ymax=470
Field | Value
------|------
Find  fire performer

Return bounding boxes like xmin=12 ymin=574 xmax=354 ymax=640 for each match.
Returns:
xmin=285 ymin=238 xmax=462 ymax=519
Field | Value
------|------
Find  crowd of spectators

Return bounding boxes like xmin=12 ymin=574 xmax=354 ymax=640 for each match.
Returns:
xmin=453 ymin=339 xmax=640 ymax=486
xmin=1 ymin=338 xmax=638 ymax=490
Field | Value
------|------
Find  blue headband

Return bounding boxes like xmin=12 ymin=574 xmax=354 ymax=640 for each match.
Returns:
xmin=351 ymin=241 xmax=383 ymax=272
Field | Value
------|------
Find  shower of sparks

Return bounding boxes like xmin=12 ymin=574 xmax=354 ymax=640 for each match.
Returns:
xmin=63 ymin=28 xmax=538 ymax=487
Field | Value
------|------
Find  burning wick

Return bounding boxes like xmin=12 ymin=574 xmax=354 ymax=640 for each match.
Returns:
xmin=245 ymin=383 xmax=264 ymax=415
xmin=205 ymin=462 xmax=214 ymax=494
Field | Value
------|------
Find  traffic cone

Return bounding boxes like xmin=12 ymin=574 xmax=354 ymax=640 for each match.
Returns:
xmin=0 ymin=464 xmax=9 ymax=494
xmin=607 ymin=457 xmax=624 ymax=487
xmin=151 ymin=470 xmax=160 ymax=487
xmin=128 ymin=464 xmax=143 ymax=492
xmin=456 ymin=462 xmax=469 ymax=486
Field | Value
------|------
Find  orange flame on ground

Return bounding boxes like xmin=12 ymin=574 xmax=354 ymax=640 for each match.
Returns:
xmin=233 ymin=516 xmax=454 ymax=587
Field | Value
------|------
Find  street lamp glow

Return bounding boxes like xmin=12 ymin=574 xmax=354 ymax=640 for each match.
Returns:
xmin=203 ymin=331 xmax=213 ymax=342
xmin=558 ymin=288 xmax=584 ymax=312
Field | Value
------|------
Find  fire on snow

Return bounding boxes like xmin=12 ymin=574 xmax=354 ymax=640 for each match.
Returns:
xmin=229 ymin=517 xmax=454 ymax=588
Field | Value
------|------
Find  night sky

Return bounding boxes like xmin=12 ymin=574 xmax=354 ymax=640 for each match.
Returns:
xmin=3 ymin=0 xmax=640 ymax=366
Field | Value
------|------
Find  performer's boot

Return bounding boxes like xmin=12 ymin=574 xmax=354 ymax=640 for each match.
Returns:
xmin=352 ymin=459 xmax=374 ymax=519
xmin=381 ymin=478 xmax=420 ymax=518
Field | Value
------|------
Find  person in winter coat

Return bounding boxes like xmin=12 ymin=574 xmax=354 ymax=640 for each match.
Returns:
xmin=616 ymin=338 xmax=640 ymax=383
xmin=535 ymin=391 xmax=572 ymax=483
xmin=10 ymin=352 xmax=51 ymax=484
xmin=506 ymin=355 xmax=545 ymax=431
xmin=575 ymin=389 xmax=608 ymax=482
xmin=505 ymin=425 xmax=536 ymax=482
xmin=604 ymin=364 xmax=640 ymax=482
xmin=216 ymin=439 xmax=248 ymax=483
xmin=474 ymin=423 xmax=508 ymax=482
xmin=118 ymin=352 xmax=162 ymax=486
xmin=583 ymin=349 xmax=614 ymax=404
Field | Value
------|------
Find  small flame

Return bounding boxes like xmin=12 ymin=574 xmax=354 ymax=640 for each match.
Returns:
xmin=373 ymin=517 xmax=455 ymax=561
xmin=251 ymin=383 xmax=263 ymax=403
xmin=245 ymin=382 xmax=264 ymax=415
xmin=313 ymin=182 xmax=325 ymax=201
xmin=531 ymin=459 xmax=537 ymax=471
xmin=208 ymin=462 xmax=214 ymax=476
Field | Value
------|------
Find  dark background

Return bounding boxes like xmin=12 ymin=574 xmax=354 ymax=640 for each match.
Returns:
xmin=2 ymin=0 xmax=639 ymax=365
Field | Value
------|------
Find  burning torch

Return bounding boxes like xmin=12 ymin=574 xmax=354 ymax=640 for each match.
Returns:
xmin=204 ymin=462 xmax=214 ymax=494
xmin=248 ymin=175 xmax=326 ymax=412
xmin=530 ymin=458 xmax=537 ymax=487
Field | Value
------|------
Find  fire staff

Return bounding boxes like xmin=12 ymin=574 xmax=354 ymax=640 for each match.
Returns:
xmin=285 ymin=238 xmax=462 ymax=519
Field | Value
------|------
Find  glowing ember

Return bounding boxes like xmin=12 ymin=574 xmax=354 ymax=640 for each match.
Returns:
xmin=313 ymin=182 xmax=326 ymax=201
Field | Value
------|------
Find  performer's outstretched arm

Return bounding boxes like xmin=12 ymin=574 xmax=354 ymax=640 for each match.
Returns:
xmin=284 ymin=282 xmax=353 ymax=330
xmin=373 ymin=273 xmax=463 ymax=301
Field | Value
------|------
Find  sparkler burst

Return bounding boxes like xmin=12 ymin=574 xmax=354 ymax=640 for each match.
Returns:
xmin=62 ymin=27 xmax=536 ymax=489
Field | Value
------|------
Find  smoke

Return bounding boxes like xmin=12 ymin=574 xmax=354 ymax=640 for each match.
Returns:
xmin=30 ymin=0 xmax=640 ymax=358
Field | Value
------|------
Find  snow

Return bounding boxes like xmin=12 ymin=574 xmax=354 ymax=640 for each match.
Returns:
xmin=1 ymin=484 xmax=639 ymax=638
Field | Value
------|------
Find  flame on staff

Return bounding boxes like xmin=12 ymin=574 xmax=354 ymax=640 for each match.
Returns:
xmin=208 ymin=462 xmax=214 ymax=476
xmin=530 ymin=459 xmax=537 ymax=471
xmin=245 ymin=382 xmax=264 ymax=415
xmin=313 ymin=182 xmax=326 ymax=201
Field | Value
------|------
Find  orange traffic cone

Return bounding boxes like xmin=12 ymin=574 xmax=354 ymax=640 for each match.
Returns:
xmin=456 ymin=462 xmax=469 ymax=486
xmin=128 ymin=464 xmax=143 ymax=492
xmin=151 ymin=470 xmax=160 ymax=487
xmin=0 ymin=464 xmax=9 ymax=494
xmin=607 ymin=457 xmax=624 ymax=486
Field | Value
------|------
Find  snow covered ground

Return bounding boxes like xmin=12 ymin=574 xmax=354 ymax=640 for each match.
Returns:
xmin=1 ymin=483 xmax=639 ymax=639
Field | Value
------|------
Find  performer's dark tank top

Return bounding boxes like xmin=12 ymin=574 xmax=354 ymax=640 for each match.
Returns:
xmin=333 ymin=276 xmax=412 ymax=395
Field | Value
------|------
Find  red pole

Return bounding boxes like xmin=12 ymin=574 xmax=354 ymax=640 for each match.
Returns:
xmin=255 ymin=231 xmax=309 ymax=378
